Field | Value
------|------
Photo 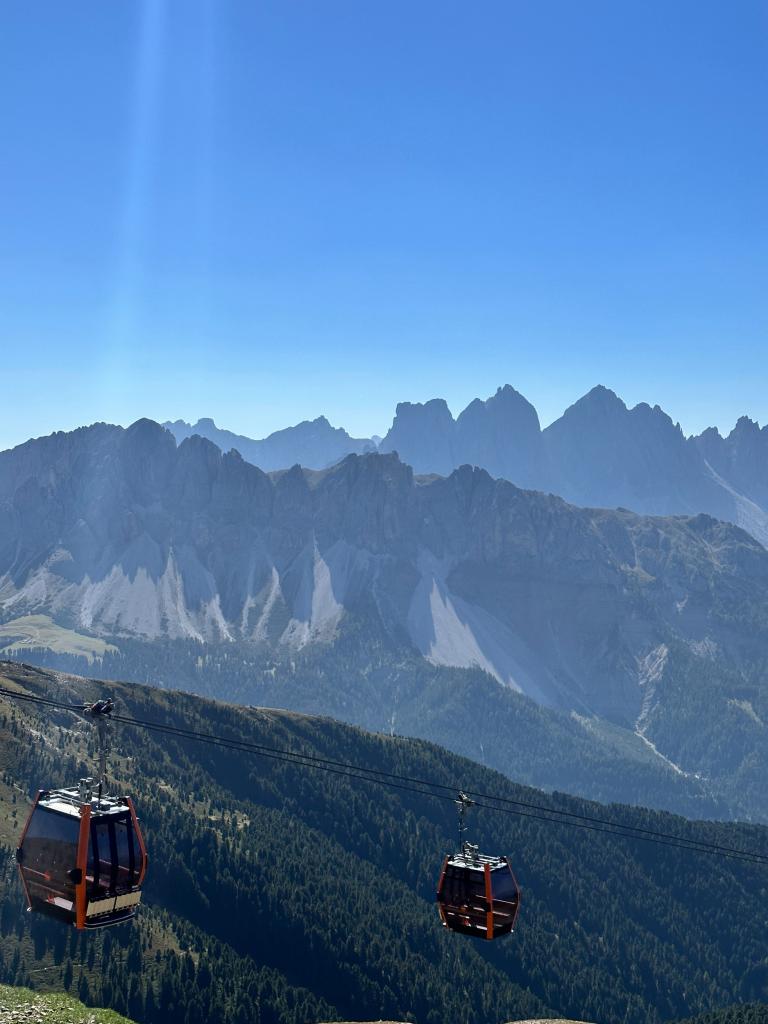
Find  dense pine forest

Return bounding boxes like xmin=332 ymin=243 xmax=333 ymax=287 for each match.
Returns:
xmin=15 ymin=619 xmax=766 ymax=826
xmin=0 ymin=660 xmax=767 ymax=1024
xmin=674 ymin=1006 xmax=768 ymax=1024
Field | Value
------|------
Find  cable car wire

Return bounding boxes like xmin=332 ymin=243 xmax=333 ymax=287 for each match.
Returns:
xmin=112 ymin=709 xmax=766 ymax=862
xmin=109 ymin=711 xmax=768 ymax=864
xmin=1 ymin=683 xmax=767 ymax=868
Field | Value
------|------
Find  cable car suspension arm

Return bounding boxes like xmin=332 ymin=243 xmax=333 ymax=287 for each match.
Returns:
xmin=82 ymin=698 xmax=114 ymax=800
xmin=456 ymin=791 xmax=476 ymax=855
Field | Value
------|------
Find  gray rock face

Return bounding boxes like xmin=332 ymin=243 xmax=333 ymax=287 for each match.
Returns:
xmin=455 ymin=385 xmax=543 ymax=490
xmin=2 ymin=422 xmax=768 ymax=735
xmin=164 ymin=416 xmax=374 ymax=472
xmin=163 ymin=386 xmax=768 ymax=547
xmin=541 ymin=386 xmax=732 ymax=516
xmin=379 ymin=398 xmax=456 ymax=476
xmin=694 ymin=417 xmax=768 ymax=508
xmin=379 ymin=387 xmax=543 ymax=487
xmin=379 ymin=385 xmax=768 ymax=547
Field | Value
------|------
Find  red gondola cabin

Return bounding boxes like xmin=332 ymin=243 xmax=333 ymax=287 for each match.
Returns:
xmin=436 ymin=848 xmax=520 ymax=940
xmin=16 ymin=780 xmax=147 ymax=929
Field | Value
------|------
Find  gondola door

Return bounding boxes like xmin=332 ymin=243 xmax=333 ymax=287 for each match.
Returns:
xmin=16 ymin=792 xmax=89 ymax=927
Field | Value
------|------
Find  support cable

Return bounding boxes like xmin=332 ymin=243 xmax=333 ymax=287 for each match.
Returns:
xmin=1 ymin=683 xmax=767 ymax=868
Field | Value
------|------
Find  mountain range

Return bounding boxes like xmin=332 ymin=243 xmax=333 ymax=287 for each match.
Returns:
xmin=165 ymin=416 xmax=376 ymax=472
xmin=1 ymin=420 xmax=767 ymax=821
xmin=167 ymin=385 xmax=768 ymax=546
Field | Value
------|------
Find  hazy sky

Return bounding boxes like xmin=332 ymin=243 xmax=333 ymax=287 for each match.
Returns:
xmin=1 ymin=1 xmax=766 ymax=450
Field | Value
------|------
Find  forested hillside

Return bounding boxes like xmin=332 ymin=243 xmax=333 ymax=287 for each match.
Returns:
xmin=1 ymin=660 xmax=767 ymax=1024
xmin=674 ymin=1006 xmax=768 ymax=1024
xmin=19 ymin=633 xmax=741 ymax=823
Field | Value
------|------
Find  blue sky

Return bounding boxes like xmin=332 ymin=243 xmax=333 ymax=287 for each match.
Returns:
xmin=1 ymin=0 xmax=766 ymax=450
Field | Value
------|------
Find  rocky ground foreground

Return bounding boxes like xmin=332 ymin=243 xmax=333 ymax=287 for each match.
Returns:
xmin=319 ymin=1019 xmax=593 ymax=1024
xmin=0 ymin=985 xmax=133 ymax=1024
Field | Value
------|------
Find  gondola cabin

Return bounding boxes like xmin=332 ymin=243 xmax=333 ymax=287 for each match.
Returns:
xmin=16 ymin=779 xmax=147 ymax=930
xmin=436 ymin=848 xmax=520 ymax=940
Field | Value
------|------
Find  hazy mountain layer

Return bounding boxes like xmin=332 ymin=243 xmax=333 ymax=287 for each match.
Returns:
xmin=1 ymin=422 xmax=767 ymax=819
xmin=380 ymin=385 xmax=768 ymax=546
xmin=164 ymin=386 xmax=768 ymax=546
xmin=380 ymin=385 xmax=544 ymax=489
xmin=164 ymin=415 xmax=374 ymax=471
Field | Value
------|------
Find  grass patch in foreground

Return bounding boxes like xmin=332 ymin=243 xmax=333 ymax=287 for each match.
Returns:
xmin=0 ymin=983 xmax=136 ymax=1023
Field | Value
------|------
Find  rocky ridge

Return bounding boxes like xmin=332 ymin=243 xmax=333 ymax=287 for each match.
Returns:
xmin=1 ymin=421 xmax=768 ymax=726
xmin=164 ymin=385 xmax=768 ymax=546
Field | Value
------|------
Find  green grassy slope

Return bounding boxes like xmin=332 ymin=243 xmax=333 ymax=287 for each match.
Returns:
xmin=0 ymin=983 xmax=135 ymax=1022
xmin=0 ymin=615 xmax=118 ymax=663
xmin=1 ymin=660 xmax=767 ymax=1024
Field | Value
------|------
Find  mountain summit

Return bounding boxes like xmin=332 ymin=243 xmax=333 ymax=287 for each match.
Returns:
xmin=541 ymin=387 xmax=731 ymax=516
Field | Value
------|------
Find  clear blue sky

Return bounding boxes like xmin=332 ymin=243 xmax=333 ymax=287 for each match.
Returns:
xmin=1 ymin=0 xmax=766 ymax=450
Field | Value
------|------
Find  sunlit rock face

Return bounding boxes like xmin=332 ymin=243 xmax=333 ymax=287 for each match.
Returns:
xmin=3 ymin=419 xmax=768 ymax=731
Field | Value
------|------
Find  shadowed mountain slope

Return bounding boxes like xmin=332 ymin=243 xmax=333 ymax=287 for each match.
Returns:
xmin=1 ymin=661 xmax=768 ymax=1024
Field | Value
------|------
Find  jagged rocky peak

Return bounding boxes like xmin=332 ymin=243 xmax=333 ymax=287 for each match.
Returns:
xmin=194 ymin=416 xmax=217 ymax=432
xmin=732 ymin=414 xmax=762 ymax=432
xmin=457 ymin=384 xmax=540 ymax=429
xmin=551 ymin=388 xmax=685 ymax=445
xmin=0 ymin=421 xmax=123 ymax=501
xmin=380 ymin=398 xmax=456 ymax=476
xmin=696 ymin=425 xmax=723 ymax=443
xmin=693 ymin=415 xmax=768 ymax=508
xmin=455 ymin=384 xmax=543 ymax=488
xmin=163 ymin=418 xmax=199 ymax=442
xmin=385 ymin=397 xmax=456 ymax=434
xmin=125 ymin=416 xmax=177 ymax=447
xmin=117 ymin=418 xmax=178 ymax=500
xmin=541 ymin=387 xmax=728 ymax=516
xmin=552 ymin=385 xmax=677 ymax=429
xmin=381 ymin=386 xmax=546 ymax=486
xmin=560 ymin=384 xmax=626 ymax=417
